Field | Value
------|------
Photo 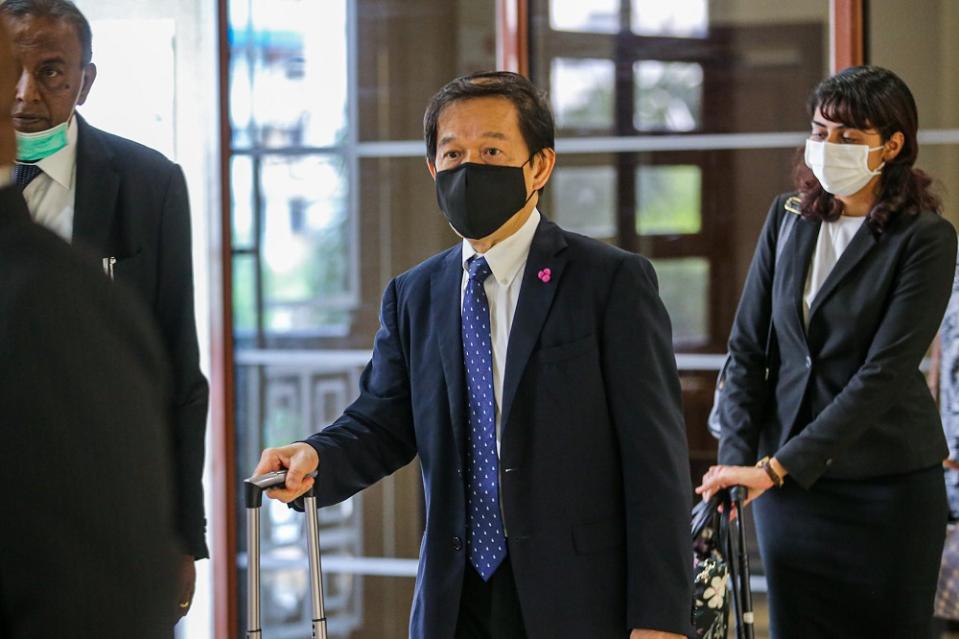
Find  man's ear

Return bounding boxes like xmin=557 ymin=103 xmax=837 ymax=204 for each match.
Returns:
xmin=76 ymin=62 xmax=96 ymax=106
xmin=529 ymin=148 xmax=556 ymax=191
xmin=426 ymin=157 xmax=437 ymax=180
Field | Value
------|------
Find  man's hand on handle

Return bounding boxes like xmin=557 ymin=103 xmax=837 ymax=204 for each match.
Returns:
xmin=253 ymin=443 xmax=320 ymax=503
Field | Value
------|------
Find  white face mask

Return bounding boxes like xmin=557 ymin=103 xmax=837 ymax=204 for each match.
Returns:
xmin=804 ymin=139 xmax=885 ymax=197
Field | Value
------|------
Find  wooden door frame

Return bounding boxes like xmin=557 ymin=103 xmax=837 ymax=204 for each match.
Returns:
xmin=832 ymin=0 xmax=866 ymax=72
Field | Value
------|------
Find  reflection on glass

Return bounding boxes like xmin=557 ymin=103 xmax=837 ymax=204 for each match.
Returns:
xmin=232 ymin=155 xmax=255 ymax=248
xmin=229 ymin=0 xmax=347 ymax=149
xmin=551 ymin=166 xmax=616 ymax=237
xmin=551 ymin=57 xmax=615 ymax=130
xmin=650 ymin=257 xmax=709 ymax=344
xmin=549 ymin=0 xmax=619 ymax=33
xmin=260 ymin=154 xmax=350 ymax=333
xmin=631 ymin=0 xmax=708 ymax=38
xmin=232 ymin=255 xmax=256 ymax=334
xmin=634 ymin=60 xmax=703 ymax=131
xmin=636 ymin=165 xmax=702 ymax=235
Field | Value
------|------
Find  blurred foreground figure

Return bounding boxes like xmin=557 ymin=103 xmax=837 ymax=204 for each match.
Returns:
xmin=0 ymin=17 xmax=179 ymax=639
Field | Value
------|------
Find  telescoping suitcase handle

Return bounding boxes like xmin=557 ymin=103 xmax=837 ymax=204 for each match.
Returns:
xmin=726 ymin=486 xmax=755 ymax=639
xmin=244 ymin=470 xmax=327 ymax=639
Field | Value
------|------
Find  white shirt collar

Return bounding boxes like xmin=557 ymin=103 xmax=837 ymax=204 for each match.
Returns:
xmin=461 ymin=209 xmax=541 ymax=286
xmin=34 ymin=116 xmax=79 ymax=190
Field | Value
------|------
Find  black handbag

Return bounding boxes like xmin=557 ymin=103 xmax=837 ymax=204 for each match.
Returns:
xmin=707 ymin=198 xmax=800 ymax=439
xmin=691 ymin=487 xmax=755 ymax=639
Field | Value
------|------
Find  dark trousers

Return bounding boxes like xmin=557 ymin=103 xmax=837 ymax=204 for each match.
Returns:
xmin=454 ymin=557 xmax=527 ymax=639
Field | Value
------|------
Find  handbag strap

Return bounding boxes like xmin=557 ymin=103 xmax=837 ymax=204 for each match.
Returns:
xmin=763 ymin=196 xmax=800 ymax=369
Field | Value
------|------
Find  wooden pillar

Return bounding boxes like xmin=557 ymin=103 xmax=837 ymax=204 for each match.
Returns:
xmin=212 ymin=0 xmax=238 ymax=637
xmin=496 ymin=0 xmax=529 ymax=75
xmin=831 ymin=0 xmax=865 ymax=72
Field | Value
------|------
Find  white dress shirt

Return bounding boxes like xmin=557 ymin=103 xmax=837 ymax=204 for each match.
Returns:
xmin=460 ymin=208 xmax=541 ymax=452
xmin=21 ymin=117 xmax=79 ymax=242
xmin=803 ymin=214 xmax=866 ymax=326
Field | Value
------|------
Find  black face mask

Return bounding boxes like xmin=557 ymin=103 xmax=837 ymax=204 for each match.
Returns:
xmin=435 ymin=158 xmax=535 ymax=240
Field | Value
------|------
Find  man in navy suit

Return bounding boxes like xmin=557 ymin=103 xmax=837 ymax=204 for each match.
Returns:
xmin=254 ymin=71 xmax=692 ymax=639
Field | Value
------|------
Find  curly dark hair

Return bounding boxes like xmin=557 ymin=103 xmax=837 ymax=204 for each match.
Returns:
xmin=793 ymin=65 xmax=941 ymax=233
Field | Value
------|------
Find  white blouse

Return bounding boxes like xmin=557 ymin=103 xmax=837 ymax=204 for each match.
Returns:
xmin=803 ymin=215 xmax=867 ymax=326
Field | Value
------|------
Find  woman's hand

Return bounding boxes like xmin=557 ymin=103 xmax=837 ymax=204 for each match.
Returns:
xmin=696 ymin=464 xmax=775 ymax=507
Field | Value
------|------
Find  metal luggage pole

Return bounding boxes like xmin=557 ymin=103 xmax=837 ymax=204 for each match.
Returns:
xmin=723 ymin=491 xmax=744 ymax=639
xmin=244 ymin=470 xmax=327 ymax=639
xmin=729 ymin=486 xmax=755 ymax=639
xmin=303 ymin=488 xmax=328 ymax=639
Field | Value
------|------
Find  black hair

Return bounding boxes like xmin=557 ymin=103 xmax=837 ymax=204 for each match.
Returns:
xmin=794 ymin=65 xmax=941 ymax=233
xmin=423 ymin=71 xmax=555 ymax=165
xmin=0 ymin=0 xmax=93 ymax=65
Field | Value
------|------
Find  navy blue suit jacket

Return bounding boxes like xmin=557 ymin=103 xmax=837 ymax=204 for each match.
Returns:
xmin=70 ymin=116 xmax=209 ymax=558
xmin=305 ymin=217 xmax=693 ymax=638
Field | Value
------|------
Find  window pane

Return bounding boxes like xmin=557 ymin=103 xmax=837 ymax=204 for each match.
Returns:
xmin=232 ymin=254 xmax=257 ymax=335
xmin=634 ymin=61 xmax=703 ymax=132
xmin=229 ymin=0 xmax=347 ymax=149
xmin=232 ymin=155 xmax=255 ymax=248
xmin=357 ymin=0 xmax=495 ymax=142
xmin=650 ymin=258 xmax=709 ymax=344
xmin=550 ymin=165 xmax=616 ymax=238
xmin=636 ymin=165 xmax=702 ymax=235
xmin=551 ymin=57 xmax=615 ymax=130
xmin=532 ymin=0 xmax=829 ymax=134
xmin=260 ymin=154 xmax=351 ymax=334
xmin=631 ymin=0 xmax=708 ymax=38
xmin=549 ymin=0 xmax=619 ymax=33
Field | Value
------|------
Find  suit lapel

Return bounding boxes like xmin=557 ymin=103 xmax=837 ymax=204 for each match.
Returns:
xmin=807 ymin=218 xmax=877 ymax=320
xmin=500 ymin=219 xmax=568 ymax=434
xmin=790 ymin=216 xmax=820 ymax=335
xmin=432 ymin=247 xmax=468 ymax=468
xmin=71 ymin=116 xmax=120 ymax=259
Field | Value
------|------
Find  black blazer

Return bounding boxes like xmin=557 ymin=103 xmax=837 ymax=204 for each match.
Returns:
xmin=304 ymin=218 xmax=693 ymax=639
xmin=0 ymin=186 xmax=179 ymax=637
xmin=70 ymin=116 xmax=209 ymax=558
xmin=719 ymin=193 xmax=956 ymax=488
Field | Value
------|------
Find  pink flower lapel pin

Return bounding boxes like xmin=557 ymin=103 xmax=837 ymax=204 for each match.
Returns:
xmin=537 ymin=267 xmax=552 ymax=284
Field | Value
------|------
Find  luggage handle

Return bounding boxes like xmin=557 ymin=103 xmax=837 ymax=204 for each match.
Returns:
xmin=727 ymin=486 xmax=755 ymax=639
xmin=244 ymin=470 xmax=327 ymax=639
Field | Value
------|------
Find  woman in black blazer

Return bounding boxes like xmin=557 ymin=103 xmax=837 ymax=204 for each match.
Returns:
xmin=698 ymin=66 xmax=957 ymax=638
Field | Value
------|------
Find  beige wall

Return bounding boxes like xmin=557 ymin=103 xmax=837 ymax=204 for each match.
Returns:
xmin=870 ymin=0 xmax=959 ymax=224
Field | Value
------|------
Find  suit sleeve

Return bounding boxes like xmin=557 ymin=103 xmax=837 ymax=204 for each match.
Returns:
xmin=601 ymin=255 xmax=693 ymax=635
xmin=156 ymin=164 xmax=210 ymax=558
xmin=718 ymin=195 xmax=786 ymax=467
xmin=304 ymin=278 xmax=418 ymax=506
xmin=777 ymin=217 xmax=958 ymax=487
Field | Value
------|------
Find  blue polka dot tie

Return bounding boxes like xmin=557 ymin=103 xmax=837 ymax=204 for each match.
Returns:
xmin=462 ymin=256 xmax=507 ymax=581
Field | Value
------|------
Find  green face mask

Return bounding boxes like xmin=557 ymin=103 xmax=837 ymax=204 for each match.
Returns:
xmin=16 ymin=120 xmax=69 ymax=162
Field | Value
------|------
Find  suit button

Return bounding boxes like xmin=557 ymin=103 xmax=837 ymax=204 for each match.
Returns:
xmin=825 ymin=458 xmax=833 ymax=466
xmin=452 ymin=536 xmax=463 ymax=551
xmin=805 ymin=356 xmax=812 ymax=369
